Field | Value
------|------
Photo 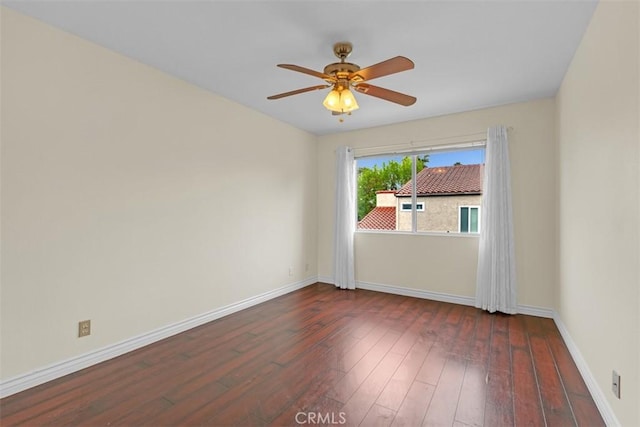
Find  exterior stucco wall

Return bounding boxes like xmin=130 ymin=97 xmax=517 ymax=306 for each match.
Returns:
xmin=375 ymin=191 xmax=397 ymax=207
xmin=397 ymin=195 xmax=482 ymax=232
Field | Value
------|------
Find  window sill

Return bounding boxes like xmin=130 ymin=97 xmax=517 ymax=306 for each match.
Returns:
xmin=355 ymin=230 xmax=480 ymax=238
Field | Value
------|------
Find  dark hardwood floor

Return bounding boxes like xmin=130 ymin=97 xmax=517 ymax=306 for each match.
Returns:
xmin=0 ymin=283 xmax=604 ymax=426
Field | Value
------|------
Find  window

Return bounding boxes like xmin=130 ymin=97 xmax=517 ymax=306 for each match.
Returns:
xmin=401 ymin=202 xmax=424 ymax=211
xmin=459 ymin=206 xmax=480 ymax=233
xmin=356 ymin=145 xmax=485 ymax=234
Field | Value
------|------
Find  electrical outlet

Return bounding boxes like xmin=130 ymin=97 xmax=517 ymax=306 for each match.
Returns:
xmin=612 ymin=370 xmax=620 ymax=398
xmin=288 ymin=267 xmax=294 ymax=276
xmin=78 ymin=320 xmax=91 ymax=337
xmin=305 ymin=263 xmax=309 ymax=272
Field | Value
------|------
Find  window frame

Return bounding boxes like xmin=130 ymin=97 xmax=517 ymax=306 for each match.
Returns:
xmin=400 ymin=202 xmax=425 ymax=212
xmin=354 ymin=141 xmax=486 ymax=236
xmin=458 ymin=205 xmax=481 ymax=234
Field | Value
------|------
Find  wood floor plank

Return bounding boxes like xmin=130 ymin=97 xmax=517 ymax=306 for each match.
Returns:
xmin=546 ymin=334 xmax=591 ymax=397
xmin=0 ymin=359 xmax=146 ymax=424
xmin=48 ymin=354 xmax=229 ymax=426
xmin=474 ymin=311 xmax=493 ymax=341
xmin=151 ymin=359 xmax=281 ymax=426
xmin=424 ymin=302 xmax=454 ymax=335
xmin=530 ymin=335 xmax=576 ymax=427
xmin=488 ymin=331 xmax=510 ymax=372
xmin=422 ymin=357 xmax=466 ymax=426
xmin=389 ymin=310 xmax=434 ymax=356
xmin=150 ymin=380 xmax=229 ymax=426
xmin=9 ymin=358 xmax=180 ymax=426
xmin=449 ymin=312 xmax=478 ymax=358
xmin=484 ymin=368 xmax=514 ymax=426
xmin=274 ymin=314 xmax=353 ymax=366
xmin=466 ymin=312 xmax=493 ymax=367
xmin=213 ymin=329 xmax=298 ymax=388
xmin=445 ymin=303 xmax=465 ymax=326
xmin=414 ymin=343 xmax=448 ymax=385
xmin=492 ymin=312 xmax=510 ymax=334
xmin=391 ymin=380 xmax=435 ymax=427
xmin=467 ymin=337 xmax=491 ymax=367
xmin=508 ymin=315 xmax=528 ymax=349
xmin=245 ymin=344 xmax=343 ymax=422
xmin=361 ymin=404 xmax=396 ymax=427
xmin=455 ymin=361 xmax=487 ymax=426
xmin=340 ymin=351 xmax=404 ymax=425
xmin=332 ymin=321 xmax=390 ymax=375
xmin=162 ymin=350 xmax=238 ymax=402
xmin=0 ymin=350 xmax=141 ymax=417
xmin=376 ymin=341 xmax=432 ymax=411
xmin=512 ymin=347 xmax=545 ymax=427
xmin=326 ymin=329 xmax=402 ymax=404
xmin=269 ymin=368 xmax=344 ymax=426
xmin=569 ymin=393 xmax=606 ymax=427
xmin=105 ymin=395 xmax=174 ymax=426
xmin=0 ymin=284 xmax=603 ymax=427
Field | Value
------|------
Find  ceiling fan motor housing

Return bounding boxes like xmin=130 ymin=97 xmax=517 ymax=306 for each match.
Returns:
xmin=324 ymin=42 xmax=364 ymax=83
xmin=323 ymin=62 xmax=361 ymax=82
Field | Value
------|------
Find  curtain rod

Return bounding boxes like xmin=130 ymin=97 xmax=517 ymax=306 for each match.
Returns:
xmin=351 ymin=127 xmax=513 ymax=157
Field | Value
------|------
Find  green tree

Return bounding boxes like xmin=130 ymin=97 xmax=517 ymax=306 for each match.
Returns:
xmin=357 ymin=155 xmax=428 ymax=220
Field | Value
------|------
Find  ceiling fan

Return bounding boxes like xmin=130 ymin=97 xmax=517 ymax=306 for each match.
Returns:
xmin=267 ymin=42 xmax=416 ymax=116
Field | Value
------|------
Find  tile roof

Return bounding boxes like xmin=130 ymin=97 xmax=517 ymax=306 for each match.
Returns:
xmin=396 ymin=164 xmax=483 ymax=196
xmin=358 ymin=206 xmax=396 ymax=230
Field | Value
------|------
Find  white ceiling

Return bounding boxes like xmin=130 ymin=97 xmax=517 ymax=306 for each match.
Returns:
xmin=3 ymin=1 xmax=598 ymax=135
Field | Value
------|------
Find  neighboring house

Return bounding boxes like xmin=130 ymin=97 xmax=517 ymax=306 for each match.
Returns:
xmin=359 ymin=164 xmax=483 ymax=233
xmin=357 ymin=191 xmax=397 ymax=230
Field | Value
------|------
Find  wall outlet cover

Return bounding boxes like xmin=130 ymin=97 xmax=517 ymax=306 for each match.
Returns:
xmin=78 ymin=320 xmax=91 ymax=338
xmin=611 ymin=370 xmax=620 ymax=399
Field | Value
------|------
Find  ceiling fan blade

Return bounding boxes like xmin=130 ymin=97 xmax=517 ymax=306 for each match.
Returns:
xmin=353 ymin=83 xmax=417 ymax=106
xmin=277 ymin=64 xmax=334 ymax=81
xmin=349 ymin=56 xmax=414 ymax=82
xmin=267 ymin=84 xmax=331 ymax=100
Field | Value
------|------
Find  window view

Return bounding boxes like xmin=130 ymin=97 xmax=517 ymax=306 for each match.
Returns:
xmin=356 ymin=147 xmax=485 ymax=234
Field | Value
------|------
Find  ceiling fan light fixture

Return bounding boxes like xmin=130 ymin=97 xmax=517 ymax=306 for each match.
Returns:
xmin=268 ymin=43 xmax=416 ymax=115
xmin=323 ymin=87 xmax=359 ymax=113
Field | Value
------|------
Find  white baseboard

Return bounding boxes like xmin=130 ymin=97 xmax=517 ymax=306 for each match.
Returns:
xmin=553 ymin=313 xmax=619 ymax=427
xmin=0 ymin=277 xmax=316 ymax=399
xmin=320 ymin=277 xmax=554 ymax=318
xmin=317 ymin=275 xmax=334 ymax=285
xmin=517 ymin=303 xmax=554 ymax=318
xmin=0 ymin=274 xmax=575 ymax=407
xmin=357 ymin=280 xmax=478 ymax=308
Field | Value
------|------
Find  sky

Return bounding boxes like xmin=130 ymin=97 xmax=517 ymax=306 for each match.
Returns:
xmin=356 ymin=148 xmax=485 ymax=169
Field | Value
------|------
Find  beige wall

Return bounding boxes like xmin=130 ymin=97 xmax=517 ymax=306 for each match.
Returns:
xmin=396 ymin=195 xmax=482 ymax=232
xmin=0 ymin=8 xmax=318 ymax=380
xmin=555 ymin=1 xmax=639 ymax=425
xmin=318 ymin=98 xmax=557 ymax=308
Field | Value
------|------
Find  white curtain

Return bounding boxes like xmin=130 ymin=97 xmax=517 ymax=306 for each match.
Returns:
xmin=333 ymin=146 xmax=356 ymax=290
xmin=475 ymin=126 xmax=517 ymax=314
